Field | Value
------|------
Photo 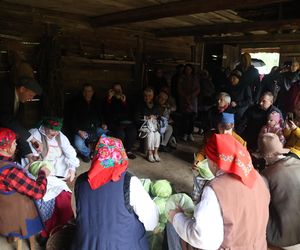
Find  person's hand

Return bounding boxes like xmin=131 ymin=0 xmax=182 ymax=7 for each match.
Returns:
xmin=168 ymin=207 xmax=183 ymax=223
xmin=31 ymin=138 xmax=43 ymax=153
xmin=102 ymin=124 xmax=108 ymax=130
xmin=66 ymin=169 xmax=76 ymax=182
xmin=108 ymin=89 xmax=115 ymax=99
xmin=39 ymin=166 xmax=51 ymax=177
xmin=288 ymin=120 xmax=297 ymax=131
xmin=26 ymin=153 xmax=41 ymax=165
xmin=78 ymin=130 xmax=88 ymax=139
xmin=120 ymin=94 xmax=126 ymax=103
xmin=231 ymin=101 xmax=237 ymax=107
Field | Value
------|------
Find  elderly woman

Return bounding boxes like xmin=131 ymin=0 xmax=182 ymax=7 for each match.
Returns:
xmin=206 ymin=92 xmax=234 ymax=131
xmin=157 ymin=89 xmax=177 ymax=152
xmin=259 ymin=133 xmax=300 ymax=250
xmin=72 ymin=135 xmax=159 ymax=250
xmin=28 ymin=117 xmax=80 ymax=181
xmin=135 ymin=87 xmax=161 ymax=162
xmin=0 ymin=128 xmax=48 ymax=240
xmin=168 ymin=134 xmax=269 ymax=249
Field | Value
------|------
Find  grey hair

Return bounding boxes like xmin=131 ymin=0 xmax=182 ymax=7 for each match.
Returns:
xmin=218 ymin=92 xmax=231 ymax=104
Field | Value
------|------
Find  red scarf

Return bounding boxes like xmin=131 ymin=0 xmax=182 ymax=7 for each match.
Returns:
xmin=88 ymin=135 xmax=128 ymax=190
xmin=205 ymin=134 xmax=256 ymax=188
xmin=0 ymin=128 xmax=16 ymax=150
xmin=218 ymin=103 xmax=229 ymax=113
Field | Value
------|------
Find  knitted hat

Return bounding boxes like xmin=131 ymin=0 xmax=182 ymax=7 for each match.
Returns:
xmin=88 ymin=135 xmax=128 ymax=190
xmin=205 ymin=134 xmax=256 ymax=188
xmin=0 ymin=128 xmax=16 ymax=150
xmin=258 ymin=133 xmax=289 ymax=158
xmin=42 ymin=117 xmax=63 ymax=131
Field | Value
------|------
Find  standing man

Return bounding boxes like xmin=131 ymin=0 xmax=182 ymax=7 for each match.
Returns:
xmin=0 ymin=76 xmax=43 ymax=160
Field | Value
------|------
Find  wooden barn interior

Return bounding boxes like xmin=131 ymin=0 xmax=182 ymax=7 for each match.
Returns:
xmin=0 ymin=0 xmax=300 ymax=125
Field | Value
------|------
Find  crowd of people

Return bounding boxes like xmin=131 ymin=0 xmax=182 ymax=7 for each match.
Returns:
xmin=0 ymin=52 xmax=300 ymax=250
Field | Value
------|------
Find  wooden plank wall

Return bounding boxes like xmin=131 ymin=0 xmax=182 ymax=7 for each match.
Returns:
xmin=0 ymin=2 xmax=193 ymax=100
xmin=280 ymin=45 xmax=300 ymax=64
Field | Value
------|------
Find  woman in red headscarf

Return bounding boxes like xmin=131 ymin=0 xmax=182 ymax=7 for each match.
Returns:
xmin=168 ymin=134 xmax=270 ymax=250
xmin=72 ymin=135 xmax=159 ymax=250
xmin=0 ymin=128 xmax=48 ymax=240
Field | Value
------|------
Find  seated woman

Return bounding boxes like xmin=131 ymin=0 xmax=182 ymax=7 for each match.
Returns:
xmin=71 ymin=135 xmax=159 ymax=250
xmin=284 ymin=105 xmax=300 ymax=159
xmin=167 ymin=134 xmax=270 ymax=250
xmin=24 ymin=117 xmax=77 ymax=244
xmin=135 ymin=87 xmax=161 ymax=163
xmin=28 ymin=117 xmax=80 ymax=180
xmin=0 ymin=128 xmax=48 ymax=240
xmin=157 ymin=90 xmax=177 ymax=152
xmin=105 ymin=83 xmax=137 ymax=159
xmin=205 ymin=92 xmax=234 ymax=131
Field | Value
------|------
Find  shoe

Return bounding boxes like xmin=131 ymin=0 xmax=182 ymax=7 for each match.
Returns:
xmin=189 ymin=134 xmax=194 ymax=142
xmin=183 ymin=134 xmax=188 ymax=142
xmin=127 ymin=151 xmax=137 ymax=159
xmin=154 ymin=154 xmax=161 ymax=162
xmin=159 ymin=145 xmax=171 ymax=153
xmin=169 ymin=137 xmax=177 ymax=149
xmin=147 ymin=154 xmax=155 ymax=163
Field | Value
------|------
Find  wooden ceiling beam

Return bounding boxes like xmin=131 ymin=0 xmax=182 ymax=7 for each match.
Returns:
xmin=195 ymin=33 xmax=300 ymax=44
xmin=90 ymin=0 xmax=290 ymax=27
xmin=155 ymin=19 xmax=300 ymax=37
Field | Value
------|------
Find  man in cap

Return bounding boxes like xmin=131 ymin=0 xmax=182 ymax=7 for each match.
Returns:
xmin=0 ymin=76 xmax=43 ymax=160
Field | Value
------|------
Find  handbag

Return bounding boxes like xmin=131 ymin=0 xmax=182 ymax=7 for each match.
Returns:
xmin=138 ymin=117 xmax=159 ymax=139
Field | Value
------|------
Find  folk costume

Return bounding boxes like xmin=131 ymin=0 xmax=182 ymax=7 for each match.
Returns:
xmin=0 ymin=128 xmax=45 ymax=239
xmin=169 ymin=134 xmax=270 ymax=250
xmin=72 ymin=135 xmax=158 ymax=250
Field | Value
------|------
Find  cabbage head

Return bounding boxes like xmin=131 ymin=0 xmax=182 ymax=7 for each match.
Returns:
xmin=150 ymin=180 xmax=172 ymax=198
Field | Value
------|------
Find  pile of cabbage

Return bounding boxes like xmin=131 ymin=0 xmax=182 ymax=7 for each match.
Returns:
xmin=140 ymin=178 xmax=195 ymax=232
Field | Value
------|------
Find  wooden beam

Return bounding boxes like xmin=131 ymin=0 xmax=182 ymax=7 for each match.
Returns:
xmin=91 ymin=0 xmax=290 ymax=27
xmin=155 ymin=19 xmax=300 ymax=37
xmin=195 ymin=33 xmax=300 ymax=44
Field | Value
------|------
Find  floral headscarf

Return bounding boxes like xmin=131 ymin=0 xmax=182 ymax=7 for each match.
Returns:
xmin=42 ymin=117 xmax=63 ymax=131
xmin=88 ymin=135 xmax=128 ymax=190
xmin=205 ymin=134 xmax=257 ymax=188
xmin=0 ymin=128 xmax=16 ymax=150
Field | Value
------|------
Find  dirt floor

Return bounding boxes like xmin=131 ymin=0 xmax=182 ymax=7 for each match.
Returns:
xmin=0 ymin=136 xmax=200 ymax=250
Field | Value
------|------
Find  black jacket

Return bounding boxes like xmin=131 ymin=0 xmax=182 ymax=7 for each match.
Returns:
xmin=236 ymin=65 xmax=261 ymax=104
xmin=0 ymin=82 xmax=32 ymax=156
xmin=226 ymin=83 xmax=252 ymax=120
xmin=236 ymin=104 xmax=282 ymax=151
xmin=135 ymin=101 xmax=160 ymax=127
xmin=71 ymin=96 xmax=104 ymax=133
